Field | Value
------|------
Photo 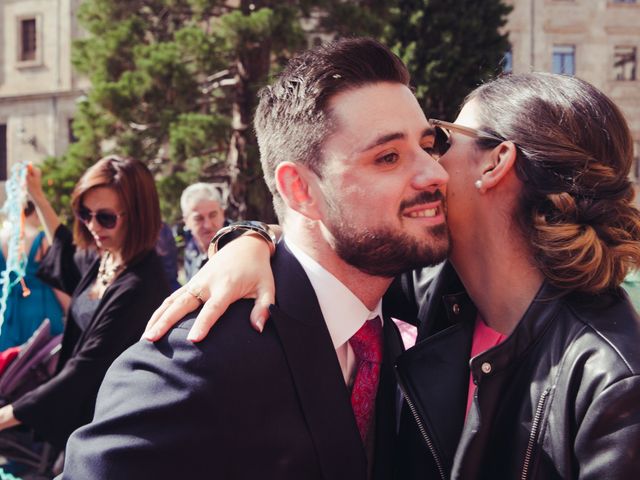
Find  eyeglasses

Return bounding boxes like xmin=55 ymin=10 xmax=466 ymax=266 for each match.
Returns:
xmin=75 ymin=207 xmax=125 ymax=229
xmin=429 ymin=118 xmax=505 ymax=160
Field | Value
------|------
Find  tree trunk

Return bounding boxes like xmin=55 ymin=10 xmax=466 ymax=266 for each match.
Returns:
xmin=225 ymin=0 xmax=276 ymax=223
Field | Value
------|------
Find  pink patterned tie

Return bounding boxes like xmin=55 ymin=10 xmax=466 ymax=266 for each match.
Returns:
xmin=349 ymin=316 xmax=383 ymax=444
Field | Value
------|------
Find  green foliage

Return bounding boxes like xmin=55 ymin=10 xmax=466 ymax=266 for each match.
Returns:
xmin=44 ymin=0 xmax=510 ymax=223
xmin=384 ymin=0 xmax=512 ymax=121
xmin=45 ymin=0 xmax=343 ymax=222
xmin=324 ymin=0 xmax=389 ymax=38
xmin=169 ymin=113 xmax=229 ymax=162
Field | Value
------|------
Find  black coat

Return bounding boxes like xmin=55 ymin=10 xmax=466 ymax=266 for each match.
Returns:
xmin=61 ymin=242 xmax=404 ymax=480
xmin=392 ymin=262 xmax=640 ymax=480
xmin=12 ymin=225 xmax=169 ymax=449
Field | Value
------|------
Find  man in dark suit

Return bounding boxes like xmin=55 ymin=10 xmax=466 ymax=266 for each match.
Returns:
xmin=60 ymin=37 xmax=449 ymax=480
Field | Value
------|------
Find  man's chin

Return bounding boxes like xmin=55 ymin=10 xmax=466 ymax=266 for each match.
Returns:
xmin=335 ymin=229 xmax=450 ymax=278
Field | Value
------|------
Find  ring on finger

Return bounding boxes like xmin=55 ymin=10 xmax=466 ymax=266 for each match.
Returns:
xmin=186 ymin=287 xmax=205 ymax=306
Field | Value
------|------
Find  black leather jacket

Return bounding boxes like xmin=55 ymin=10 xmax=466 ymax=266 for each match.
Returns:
xmin=391 ymin=262 xmax=640 ymax=480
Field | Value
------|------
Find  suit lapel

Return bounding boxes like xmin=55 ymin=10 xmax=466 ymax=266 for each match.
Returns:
xmin=269 ymin=244 xmax=367 ymax=479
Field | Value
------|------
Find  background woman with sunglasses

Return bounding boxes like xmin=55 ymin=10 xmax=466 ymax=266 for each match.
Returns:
xmin=0 ymin=155 xmax=169 ymax=456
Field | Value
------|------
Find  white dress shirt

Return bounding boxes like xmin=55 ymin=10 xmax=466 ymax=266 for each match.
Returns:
xmin=285 ymin=237 xmax=383 ymax=387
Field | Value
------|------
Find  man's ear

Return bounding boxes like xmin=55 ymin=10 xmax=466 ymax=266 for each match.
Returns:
xmin=477 ymin=141 xmax=517 ymax=192
xmin=275 ymin=162 xmax=323 ymax=220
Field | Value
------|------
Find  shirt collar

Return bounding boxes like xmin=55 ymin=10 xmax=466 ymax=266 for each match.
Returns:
xmin=284 ymin=237 xmax=383 ymax=349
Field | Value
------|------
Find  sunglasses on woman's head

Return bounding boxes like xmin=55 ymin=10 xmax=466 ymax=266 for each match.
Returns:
xmin=428 ymin=118 xmax=506 ymax=160
xmin=75 ymin=207 xmax=125 ymax=229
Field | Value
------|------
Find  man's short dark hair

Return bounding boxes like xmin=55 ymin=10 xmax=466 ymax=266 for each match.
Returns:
xmin=254 ymin=37 xmax=410 ymax=219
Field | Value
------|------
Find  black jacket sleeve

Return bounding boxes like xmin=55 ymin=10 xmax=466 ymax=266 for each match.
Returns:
xmin=36 ymin=225 xmax=96 ymax=295
xmin=574 ymin=371 xmax=640 ymax=478
xmin=13 ymin=257 xmax=168 ymax=448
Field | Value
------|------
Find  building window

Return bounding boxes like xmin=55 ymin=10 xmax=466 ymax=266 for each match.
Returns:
xmin=502 ymin=49 xmax=513 ymax=74
xmin=552 ymin=45 xmax=575 ymax=75
xmin=19 ymin=18 xmax=37 ymax=61
xmin=614 ymin=46 xmax=637 ymax=80
xmin=16 ymin=15 xmax=42 ymax=66
xmin=0 ymin=125 xmax=7 ymax=182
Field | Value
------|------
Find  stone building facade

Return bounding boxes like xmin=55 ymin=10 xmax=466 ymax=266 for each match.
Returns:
xmin=506 ymin=0 xmax=640 ymax=177
xmin=0 ymin=0 xmax=87 ymax=201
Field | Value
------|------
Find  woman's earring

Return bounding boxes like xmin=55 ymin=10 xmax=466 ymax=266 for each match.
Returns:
xmin=474 ymin=180 xmax=483 ymax=190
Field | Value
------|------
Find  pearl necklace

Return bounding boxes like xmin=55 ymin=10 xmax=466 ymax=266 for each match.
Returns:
xmin=97 ymin=252 xmax=126 ymax=287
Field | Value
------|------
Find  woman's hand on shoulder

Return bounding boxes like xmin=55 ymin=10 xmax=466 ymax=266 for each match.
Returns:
xmin=143 ymin=234 xmax=275 ymax=342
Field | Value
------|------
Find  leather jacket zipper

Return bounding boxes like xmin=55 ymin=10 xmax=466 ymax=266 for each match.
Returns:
xmin=521 ymin=388 xmax=551 ymax=480
xmin=396 ymin=373 xmax=447 ymax=480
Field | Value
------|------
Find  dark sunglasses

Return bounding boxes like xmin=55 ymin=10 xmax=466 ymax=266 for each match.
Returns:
xmin=75 ymin=207 xmax=125 ymax=229
xmin=429 ymin=118 xmax=505 ymax=160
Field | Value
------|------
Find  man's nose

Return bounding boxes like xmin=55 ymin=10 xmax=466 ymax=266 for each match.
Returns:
xmin=202 ymin=216 xmax=214 ymax=230
xmin=412 ymin=152 xmax=449 ymax=191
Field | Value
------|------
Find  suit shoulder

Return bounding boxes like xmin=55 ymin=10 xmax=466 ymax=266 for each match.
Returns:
xmin=150 ymin=298 xmax=284 ymax=369
xmin=172 ymin=298 xmax=255 ymax=333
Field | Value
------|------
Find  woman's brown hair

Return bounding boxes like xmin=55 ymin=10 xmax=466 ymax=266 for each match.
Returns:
xmin=70 ymin=155 xmax=161 ymax=263
xmin=467 ymin=72 xmax=640 ymax=294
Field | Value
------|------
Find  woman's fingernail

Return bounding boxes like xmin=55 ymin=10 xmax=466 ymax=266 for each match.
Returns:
xmin=143 ymin=329 xmax=157 ymax=340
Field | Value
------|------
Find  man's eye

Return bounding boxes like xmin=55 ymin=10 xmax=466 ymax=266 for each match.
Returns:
xmin=375 ymin=153 xmax=398 ymax=165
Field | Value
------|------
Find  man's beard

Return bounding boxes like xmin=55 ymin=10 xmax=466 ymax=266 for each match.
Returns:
xmin=325 ymin=193 xmax=450 ymax=278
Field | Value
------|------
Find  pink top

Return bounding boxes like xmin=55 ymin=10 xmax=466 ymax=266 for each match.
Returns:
xmin=466 ymin=315 xmax=507 ymax=417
